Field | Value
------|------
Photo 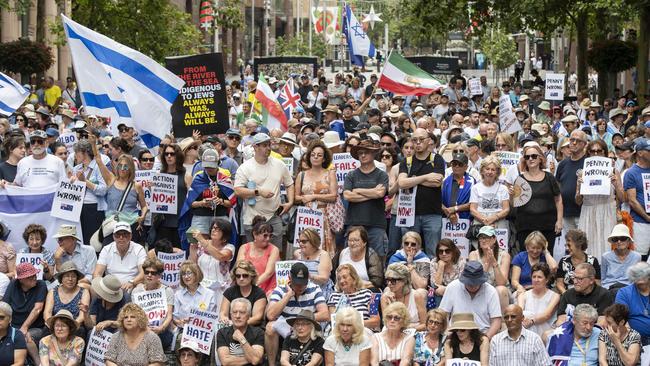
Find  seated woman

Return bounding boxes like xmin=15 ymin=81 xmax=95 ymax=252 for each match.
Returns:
xmin=0 ymin=301 xmax=27 ymax=366
xmin=0 ymin=221 xmax=16 ymax=279
xmin=443 ymin=313 xmax=489 ymax=364
xmin=39 ymin=309 xmax=85 ymax=366
xmin=371 ymin=302 xmax=415 ymax=366
xmin=219 ymin=260 xmax=267 ymax=326
xmin=468 ymin=225 xmax=511 ymax=311
xmin=173 ymin=261 xmax=216 ymax=328
xmin=511 ymin=231 xmax=558 ymax=298
xmin=388 ymin=231 xmax=430 ymax=289
xmin=132 ymin=258 xmax=174 ymax=350
xmin=598 ymin=303 xmax=641 ymax=366
xmin=517 ymin=263 xmax=560 ymax=336
xmin=176 ymin=341 xmax=202 ymax=366
xmin=281 ymin=310 xmax=325 ymax=366
xmin=380 ymin=263 xmax=428 ymax=331
xmin=429 ymin=239 xmax=466 ymax=298
xmin=235 ymin=215 xmax=280 ymax=295
xmin=20 ymin=224 xmax=54 ymax=282
xmin=323 ymin=307 xmax=371 ymax=366
xmin=614 ymin=262 xmax=650 ymax=354
xmin=332 ymin=226 xmax=383 ymax=290
xmin=86 ymin=274 xmax=129 ymax=333
xmin=104 ymin=303 xmax=166 ymax=366
xmin=328 ymin=264 xmax=380 ymax=330
xmin=43 ymin=261 xmax=90 ymax=337
xmin=413 ymin=309 xmax=448 ymax=366
xmin=556 ymin=229 xmax=601 ymax=294
xmin=293 ymin=228 xmax=333 ymax=300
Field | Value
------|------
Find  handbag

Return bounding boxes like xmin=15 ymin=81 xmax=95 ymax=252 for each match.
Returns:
xmin=90 ymin=181 xmax=134 ymax=252
xmin=326 ymin=196 xmax=345 ymax=233
xmin=465 ymin=222 xmax=483 ymax=241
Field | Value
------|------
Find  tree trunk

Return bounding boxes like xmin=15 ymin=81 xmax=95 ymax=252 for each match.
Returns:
xmin=284 ymin=0 xmax=293 ymax=37
xmin=575 ymin=13 xmax=589 ymax=94
xmin=597 ymin=71 xmax=609 ymax=102
xmin=638 ymin=5 xmax=650 ymax=107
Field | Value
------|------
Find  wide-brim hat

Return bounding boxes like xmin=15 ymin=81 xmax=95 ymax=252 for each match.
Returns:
xmin=55 ymin=261 xmax=84 ymax=282
xmin=35 ymin=106 xmax=50 ymax=117
xmin=519 ymin=95 xmax=530 ymax=102
xmin=91 ymin=275 xmax=124 ymax=303
xmin=286 ymin=309 xmax=321 ymax=331
xmin=608 ymin=224 xmax=633 ymax=242
xmin=579 ymin=98 xmax=592 ymax=109
xmin=322 ymin=131 xmax=344 ymax=148
xmin=538 ymin=101 xmax=551 ymax=111
xmin=323 ymin=105 xmax=341 ymax=115
xmin=447 ymin=313 xmax=479 ymax=331
xmin=642 ymin=106 xmax=650 ymax=117
xmin=52 ymin=224 xmax=81 ymax=241
xmin=386 ymin=106 xmax=403 ymax=118
xmin=350 ymin=139 xmax=379 ymax=160
xmin=15 ymin=262 xmax=39 ymax=279
xmin=278 ymin=132 xmax=298 ymax=146
xmin=60 ymin=109 xmax=75 ymax=119
xmin=561 ymin=115 xmax=579 ymax=124
xmin=179 ymin=137 xmax=200 ymax=152
xmin=609 ymin=108 xmax=626 ymax=120
xmin=46 ymin=309 xmax=78 ymax=333
xmin=459 ymin=260 xmax=488 ymax=287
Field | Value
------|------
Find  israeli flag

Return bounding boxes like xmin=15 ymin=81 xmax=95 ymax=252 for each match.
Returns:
xmin=343 ymin=4 xmax=376 ymax=66
xmin=0 ymin=72 xmax=28 ymax=116
xmin=61 ymin=15 xmax=185 ymax=147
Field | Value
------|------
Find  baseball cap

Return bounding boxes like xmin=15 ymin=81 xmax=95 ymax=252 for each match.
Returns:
xmin=201 ymin=149 xmax=219 ymax=169
xmin=29 ymin=130 xmax=47 ymax=140
xmin=225 ymin=128 xmax=242 ymax=137
xmin=451 ymin=153 xmax=468 ymax=165
xmin=634 ymin=138 xmax=650 ymax=152
xmin=113 ymin=221 xmax=131 ymax=234
xmin=290 ymin=262 xmax=310 ymax=285
xmin=252 ymin=133 xmax=271 ymax=145
xmin=45 ymin=128 xmax=59 ymax=137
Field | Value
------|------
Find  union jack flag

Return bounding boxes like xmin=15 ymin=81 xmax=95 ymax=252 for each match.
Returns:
xmin=277 ymin=78 xmax=302 ymax=120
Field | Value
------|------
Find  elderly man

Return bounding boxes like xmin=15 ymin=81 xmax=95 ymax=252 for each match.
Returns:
xmin=555 ymin=129 xmax=587 ymax=232
xmin=217 ymin=298 xmax=264 ymax=366
xmin=489 ymin=304 xmax=550 ymax=366
xmin=234 ymin=133 xmax=294 ymax=249
xmin=265 ymin=263 xmax=328 ymax=366
xmin=601 ymin=224 xmax=642 ymax=290
xmin=571 ymin=304 xmax=601 ymax=366
xmin=52 ymin=225 xmax=96 ymax=285
xmin=439 ymin=261 xmax=502 ymax=338
xmin=0 ymin=301 xmax=27 ymax=365
xmin=556 ymin=263 xmax=613 ymax=326
xmin=624 ymin=137 xmax=650 ymax=260
xmin=93 ymin=222 xmax=146 ymax=290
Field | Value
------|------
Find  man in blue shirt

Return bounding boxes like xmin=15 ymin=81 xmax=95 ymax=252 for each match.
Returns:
xmin=623 ymin=137 xmax=650 ymax=260
xmin=0 ymin=301 xmax=27 ymax=366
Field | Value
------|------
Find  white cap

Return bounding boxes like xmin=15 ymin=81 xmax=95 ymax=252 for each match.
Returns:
xmin=113 ymin=222 xmax=131 ymax=234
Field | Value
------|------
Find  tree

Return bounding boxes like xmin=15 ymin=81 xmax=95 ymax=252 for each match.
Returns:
xmin=275 ymin=33 xmax=327 ymax=60
xmin=0 ymin=38 xmax=54 ymax=76
xmin=587 ymin=40 xmax=637 ymax=101
xmin=480 ymin=27 xmax=518 ymax=81
xmin=69 ymin=0 xmax=202 ymax=63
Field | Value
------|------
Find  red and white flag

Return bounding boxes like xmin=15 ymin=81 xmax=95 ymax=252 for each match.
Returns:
xmin=255 ymin=73 xmax=288 ymax=131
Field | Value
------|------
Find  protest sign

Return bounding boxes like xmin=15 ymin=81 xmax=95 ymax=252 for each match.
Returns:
xmin=50 ymin=180 xmax=86 ymax=221
xmin=57 ymin=132 xmax=77 ymax=154
xmin=468 ymin=78 xmax=482 ymax=96
xmin=643 ymin=173 xmax=650 ymax=213
xmin=166 ymin=53 xmax=229 ymax=137
xmin=441 ymin=218 xmax=471 ymax=257
xmin=180 ymin=308 xmax=219 ymax=355
xmin=150 ymin=173 xmax=178 ymax=214
xmin=85 ymin=328 xmax=113 ymax=366
xmin=495 ymin=228 xmax=509 ymax=251
xmin=132 ymin=289 xmax=168 ymax=327
xmin=293 ymin=206 xmax=324 ymax=247
xmin=158 ymin=251 xmax=185 ymax=289
xmin=493 ymin=151 xmax=521 ymax=177
xmin=135 ymin=170 xmax=154 ymax=225
xmin=396 ymin=187 xmax=417 ymax=227
xmin=283 ymin=157 xmax=294 ymax=174
xmin=446 ymin=359 xmax=480 ymax=366
xmin=580 ymin=157 xmax=612 ymax=196
xmin=545 ymin=72 xmax=565 ymax=100
xmin=332 ymin=153 xmax=359 ymax=193
xmin=499 ymin=95 xmax=521 ymax=134
xmin=275 ymin=260 xmax=297 ymax=287
xmin=16 ymin=253 xmax=44 ymax=280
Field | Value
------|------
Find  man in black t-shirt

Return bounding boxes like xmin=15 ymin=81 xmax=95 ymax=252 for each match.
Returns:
xmin=217 ymin=298 xmax=264 ymax=366
xmin=556 ymin=263 xmax=613 ymax=326
xmin=398 ymin=128 xmax=446 ymax=256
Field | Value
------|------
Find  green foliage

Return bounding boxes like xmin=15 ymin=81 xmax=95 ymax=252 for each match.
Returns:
xmin=69 ymin=0 xmax=202 ymax=62
xmin=275 ymin=32 xmax=327 ymax=60
xmin=0 ymin=38 xmax=54 ymax=75
xmin=480 ymin=27 xmax=518 ymax=70
xmin=587 ymin=40 xmax=637 ymax=73
xmin=214 ymin=0 xmax=244 ymax=29
xmin=0 ymin=0 xmax=30 ymax=14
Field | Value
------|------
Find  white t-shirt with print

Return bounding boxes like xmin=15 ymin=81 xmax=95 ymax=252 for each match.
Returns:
xmin=470 ymin=181 xmax=509 ymax=216
xmin=14 ymin=154 xmax=67 ymax=188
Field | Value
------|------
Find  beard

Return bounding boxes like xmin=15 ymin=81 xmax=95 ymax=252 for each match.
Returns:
xmin=31 ymin=146 xmax=45 ymax=155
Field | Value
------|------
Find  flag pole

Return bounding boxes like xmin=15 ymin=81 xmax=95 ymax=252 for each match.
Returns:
xmin=375 ymin=48 xmax=393 ymax=87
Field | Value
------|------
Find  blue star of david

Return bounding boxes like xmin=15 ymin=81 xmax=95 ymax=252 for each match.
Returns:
xmin=351 ymin=23 xmax=365 ymax=38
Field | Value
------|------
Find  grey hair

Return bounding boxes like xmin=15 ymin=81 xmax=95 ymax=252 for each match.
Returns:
xmin=573 ymin=304 xmax=598 ymax=322
xmin=575 ymin=262 xmax=596 ymax=278
xmin=73 ymin=139 xmax=94 ymax=159
xmin=0 ymin=301 xmax=12 ymax=318
xmin=627 ymin=262 xmax=650 ymax=283
xmin=231 ymin=298 xmax=252 ymax=315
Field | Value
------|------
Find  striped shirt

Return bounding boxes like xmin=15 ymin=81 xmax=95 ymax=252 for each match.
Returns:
xmin=489 ymin=328 xmax=550 ymax=366
xmin=327 ymin=289 xmax=373 ymax=319
xmin=270 ymin=281 xmax=325 ymax=318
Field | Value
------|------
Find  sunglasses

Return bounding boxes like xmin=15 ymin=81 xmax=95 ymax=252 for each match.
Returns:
xmin=235 ymin=273 xmax=250 ymax=279
xmin=227 ymin=135 xmax=241 ymax=140
xmin=403 ymin=241 xmax=418 ymax=248
xmin=298 ymin=239 xmax=310 ymax=244
xmin=187 ymin=145 xmax=198 ymax=150
xmin=524 ymin=154 xmax=539 ymax=160
xmin=450 ymin=161 xmax=465 ymax=167
xmin=386 ymin=315 xmax=402 ymax=322
xmin=182 ymin=271 xmax=195 ymax=277
xmin=381 ymin=142 xmax=393 ymax=147
xmin=140 ymin=157 xmax=154 ymax=162
xmin=30 ymin=139 xmax=45 ymax=145
xmin=438 ymin=248 xmax=450 ymax=254
xmin=144 ymin=270 xmax=160 ymax=276
xmin=385 ymin=278 xmax=402 ymax=284
xmin=164 ymin=152 xmax=175 ymax=157
xmin=16 ymin=118 xmax=24 ymax=122
xmin=609 ymin=236 xmax=629 ymax=243
xmin=381 ymin=154 xmax=392 ymax=159
xmin=118 ymin=127 xmax=130 ymax=133
xmin=589 ymin=149 xmax=604 ymax=155
xmin=117 ymin=164 xmax=129 ymax=171
xmin=495 ymin=144 xmax=508 ymax=149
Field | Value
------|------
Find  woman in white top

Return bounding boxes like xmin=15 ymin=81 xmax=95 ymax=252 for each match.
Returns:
xmin=334 ymin=226 xmax=384 ymax=290
xmin=469 ymin=155 xmax=510 ymax=230
xmin=189 ymin=217 xmax=235 ymax=316
xmin=324 ymin=307 xmax=371 ymax=366
xmin=380 ymin=263 xmax=427 ymax=331
xmin=371 ymin=302 xmax=415 ymax=366
xmin=517 ymin=262 xmax=560 ymax=337
xmin=307 ymin=84 xmax=325 ymax=111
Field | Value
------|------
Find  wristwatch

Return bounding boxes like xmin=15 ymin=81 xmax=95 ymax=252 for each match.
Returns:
xmin=254 ymin=189 xmax=259 ymax=196
xmin=240 ymin=339 xmax=248 ymax=345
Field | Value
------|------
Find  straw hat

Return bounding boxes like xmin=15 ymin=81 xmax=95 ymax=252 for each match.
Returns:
xmin=179 ymin=137 xmax=199 ymax=152
xmin=52 ymin=225 xmax=81 ymax=241
xmin=46 ymin=309 xmax=78 ymax=333
xmin=322 ymin=131 xmax=344 ymax=148
xmin=448 ymin=313 xmax=479 ymax=331
xmin=91 ymin=275 xmax=124 ymax=303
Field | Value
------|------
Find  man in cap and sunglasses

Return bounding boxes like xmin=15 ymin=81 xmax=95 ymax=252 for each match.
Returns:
xmin=1 ymin=130 xmax=67 ymax=189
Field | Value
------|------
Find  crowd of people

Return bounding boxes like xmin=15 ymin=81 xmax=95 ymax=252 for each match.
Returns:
xmin=0 ymin=67 xmax=649 ymax=366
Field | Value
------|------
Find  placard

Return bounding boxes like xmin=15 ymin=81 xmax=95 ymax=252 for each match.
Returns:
xmin=180 ymin=308 xmax=219 ymax=355
xmin=16 ymin=253 xmax=44 ymax=280
xmin=50 ymin=180 xmax=86 ymax=221
xmin=643 ymin=173 xmax=650 ymax=213
xmin=580 ymin=157 xmax=612 ymax=196
xmin=57 ymin=131 xmax=78 ymax=154
xmin=85 ymin=328 xmax=113 ymax=366
xmin=132 ymin=289 xmax=168 ymax=327
xmin=441 ymin=218 xmax=470 ymax=257
xmin=396 ymin=187 xmax=417 ymax=227
xmin=545 ymin=72 xmax=565 ymax=100
xmin=495 ymin=227 xmax=509 ymax=251
xmin=446 ymin=359 xmax=480 ymax=366
xmin=468 ymin=78 xmax=482 ymax=96
xmin=150 ymin=173 xmax=178 ymax=214
xmin=135 ymin=170 xmax=154 ymax=226
xmin=158 ymin=251 xmax=185 ymax=289
xmin=283 ymin=157 xmax=294 ymax=174
xmin=332 ymin=153 xmax=359 ymax=193
xmin=293 ymin=206 xmax=324 ymax=247
xmin=275 ymin=260 xmax=297 ymax=287
xmin=499 ymin=95 xmax=521 ymax=134
xmin=166 ymin=53 xmax=229 ymax=137
xmin=493 ymin=151 xmax=521 ymax=177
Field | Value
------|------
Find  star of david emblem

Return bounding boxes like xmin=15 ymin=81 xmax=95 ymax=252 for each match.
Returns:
xmin=351 ymin=23 xmax=365 ymax=39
